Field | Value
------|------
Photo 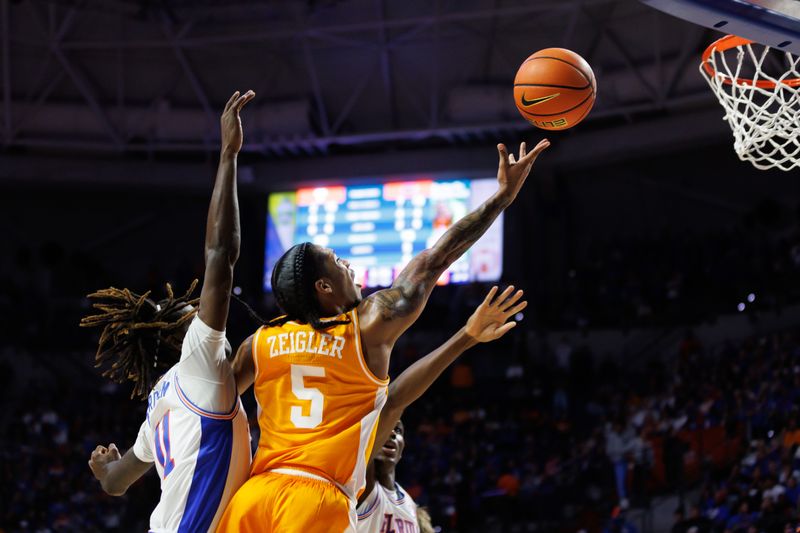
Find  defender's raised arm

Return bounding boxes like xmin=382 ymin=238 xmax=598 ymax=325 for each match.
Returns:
xmin=199 ymin=90 xmax=255 ymax=331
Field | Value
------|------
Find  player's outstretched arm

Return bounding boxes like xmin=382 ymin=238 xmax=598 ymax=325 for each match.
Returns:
xmin=358 ymin=140 xmax=548 ymax=348
xmin=358 ymin=286 xmax=526 ymax=504
xmin=88 ymin=443 xmax=152 ymax=496
xmin=375 ymin=285 xmax=525 ymax=445
xmin=198 ymin=90 xmax=255 ymax=331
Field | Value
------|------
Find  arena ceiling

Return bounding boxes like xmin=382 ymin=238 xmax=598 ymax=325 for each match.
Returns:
xmin=1 ymin=0 xmax=726 ymax=159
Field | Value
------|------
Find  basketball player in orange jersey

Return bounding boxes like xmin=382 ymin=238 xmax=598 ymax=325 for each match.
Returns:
xmin=358 ymin=285 xmax=527 ymax=533
xmin=217 ymin=139 xmax=550 ymax=533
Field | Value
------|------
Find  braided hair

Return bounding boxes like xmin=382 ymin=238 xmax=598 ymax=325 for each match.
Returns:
xmin=80 ymin=280 xmax=200 ymax=399
xmin=268 ymin=243 xmax=350 ymax=330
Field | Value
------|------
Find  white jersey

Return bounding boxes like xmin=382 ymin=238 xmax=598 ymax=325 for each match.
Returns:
xmin=357 ymin=481 xmax=419 ymax=533
xmin=132 ymin=317 xmax=251 ymax=533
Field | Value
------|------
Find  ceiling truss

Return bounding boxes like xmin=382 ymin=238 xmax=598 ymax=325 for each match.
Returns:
xmin=0 ymin=0 xmax=719 ymax=157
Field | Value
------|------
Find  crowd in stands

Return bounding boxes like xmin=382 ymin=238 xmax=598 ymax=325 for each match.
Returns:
xmin=670 ymin=331 xmax=800 ymax=533
xmin=8 ymin=302 xmax=800 ymax=532
xmin=0 ymin=377 xmax=159 ymax=531
xmin=4 ymin=206 xmax=800 ymax=531
xmin=548 ymin=222 xmax=800 ymax=329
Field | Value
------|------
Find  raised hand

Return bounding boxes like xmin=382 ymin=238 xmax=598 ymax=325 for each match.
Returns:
xmin=88 ymin=443 xmax=121 ymax=481
xmin=221 ymin=90 xmax=255 ymax=157
xmin=464 ymin=285 xmax=528 ymax=343
xmin=496 ymin=139 xmax=550 ymax=202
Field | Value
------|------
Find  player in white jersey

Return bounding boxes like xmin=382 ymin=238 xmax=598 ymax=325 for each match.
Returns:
xmin=82 ymin=90 xmax=256 ymax=533
xmin=358 ymin=419 xmax=422 ymax=533
xmin=358 ymin=285 xmax=527 ymax=533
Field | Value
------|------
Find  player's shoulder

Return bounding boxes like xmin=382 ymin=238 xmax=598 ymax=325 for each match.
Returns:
xmin=184 ymin=315 xmax=226 ymax=343
xmin=178 ymin=315 xmax=231 ymax=367
xmin=357 ymin=483 xmax=383 ymax=520
xmin=392 ymin=482 xmax=419 ymax=514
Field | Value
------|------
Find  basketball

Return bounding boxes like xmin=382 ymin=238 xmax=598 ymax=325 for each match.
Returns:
xmin=513 ymin=48 xmax=597 ymax=131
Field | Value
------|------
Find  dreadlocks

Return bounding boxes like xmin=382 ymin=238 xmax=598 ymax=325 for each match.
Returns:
xmin=268 ymin=242 xmax=350 ymax=331
xmin=80 ymin=280 xmax=200 ymax=399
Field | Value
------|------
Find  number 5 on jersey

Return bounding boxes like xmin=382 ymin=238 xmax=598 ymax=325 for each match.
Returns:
xmin=290 ymin=364 xmax=325 ymax=429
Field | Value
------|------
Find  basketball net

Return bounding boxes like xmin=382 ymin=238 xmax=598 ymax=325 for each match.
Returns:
xmin=700 ymin=36 xmax=800 ymax=172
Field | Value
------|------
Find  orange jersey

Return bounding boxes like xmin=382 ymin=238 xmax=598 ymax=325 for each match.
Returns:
xmin=250 ymin=309 xmax=388 ymax=500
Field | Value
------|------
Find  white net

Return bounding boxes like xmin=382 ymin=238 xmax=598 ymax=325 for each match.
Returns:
xmin=700 ymin=39 xmax=800 ymax=172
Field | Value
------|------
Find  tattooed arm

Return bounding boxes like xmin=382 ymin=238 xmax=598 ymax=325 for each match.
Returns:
xmin=357 ymin=140 xmax=549 ymax=376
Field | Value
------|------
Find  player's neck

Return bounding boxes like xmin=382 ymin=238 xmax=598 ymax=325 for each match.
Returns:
xmin=376 ymin=463 xmax=396 ymax=489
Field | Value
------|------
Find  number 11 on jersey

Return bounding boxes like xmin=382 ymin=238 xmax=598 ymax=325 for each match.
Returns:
xmin=290 ymin=364 xmax=325 ymax=429
xmin=154 ymin=410 xmax=175 ymax=477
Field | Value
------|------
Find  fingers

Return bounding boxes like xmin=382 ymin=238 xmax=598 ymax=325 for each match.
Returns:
xmin=231 ymin=90 xmax=253 ymax=113
xmin=481 ymin=286 xmax=499 ymax=307
xmin=495 ymin=321 xmax=517 ymax=337
xmin=503 ymin=300 xmax=528 ymax=320
xmin=509 ymin=153 xmax=516 ymax=164
xmin=497 ymin=143 xmax=509 ymax=169
xmin=532 ymin=138 xmax=550 ymax=153
xmin=234 ymin=90 xmax=256 ymax=112
xmin=224 ymin=90 xmax=255 ymax=115
xmin=528 ymin=138 xmax=551 ymax=159
xmin=224 ymin=91 xmax=240 ymax=113
xmin=90 ymin=445 xmax=107 ymax=464
xmin=491 ymin=285 xmax=515 ymax=308
xmin=109 ymin=443 xmax=121 ymax=459
xmin=518 ymin=138 xmax=551 ymax=166
xmin=499 ymin=289 xmax=524 ymax=312
xmin=519 ymin=141 xmax=527 ymax=160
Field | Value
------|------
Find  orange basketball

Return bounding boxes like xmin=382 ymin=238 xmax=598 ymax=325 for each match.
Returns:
xmin=513 ymin=48 xmax=596 ymax=131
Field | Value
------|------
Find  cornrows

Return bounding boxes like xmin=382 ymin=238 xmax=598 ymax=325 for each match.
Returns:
xmin=80 ymin=280 xmax=200 ymax=399
xmin=268 ymin=243 xmax=349 ymax=331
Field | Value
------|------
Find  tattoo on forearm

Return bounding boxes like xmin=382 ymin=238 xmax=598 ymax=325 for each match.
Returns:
xmin=432 ymin=198 xmax=504 ymax=269
xmin=372 ymin=288 xmax=416 ymax=320
xmin=370 ymin=196 xmax=505 ymax=322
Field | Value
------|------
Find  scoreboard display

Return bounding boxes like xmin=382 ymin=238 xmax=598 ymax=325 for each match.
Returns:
xmin=264 ymin=177 xmax=503 ymax=290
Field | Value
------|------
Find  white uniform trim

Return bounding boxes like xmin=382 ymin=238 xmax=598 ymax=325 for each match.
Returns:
xmin=351 ymin=310 xmax=390 ymax=386
xmin=268 ymin=467 xmax=333 ymax=485
xmin=356 ymin=481 xmax=419 ymax=533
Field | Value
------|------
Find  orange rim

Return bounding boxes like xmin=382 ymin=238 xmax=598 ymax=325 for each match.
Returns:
xmin=702 ymin=35 xmax=800 ymax=89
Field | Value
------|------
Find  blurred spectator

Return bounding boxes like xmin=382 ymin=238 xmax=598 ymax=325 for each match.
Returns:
xmin=781 ymin=417 xmax=800 ymax=450
xmin=664 ymin=426 xmax=689 ymax=506
xmin=629 ymin=427 xmax=654 ymax=508
xmin=605 ymin=420 xmax=634 ymax=508
xmin=681 ymin=504 xmax=712 ymax=533
xmin=602 ymin=507 xmax=639 ymax=533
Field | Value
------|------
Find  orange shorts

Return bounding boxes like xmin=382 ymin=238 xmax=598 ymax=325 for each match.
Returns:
xmin=216 ymin=470 xmax=354 ymax=533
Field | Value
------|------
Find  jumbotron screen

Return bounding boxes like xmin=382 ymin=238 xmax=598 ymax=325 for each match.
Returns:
xmin=264 ymin=178 xmax=503 ymax=290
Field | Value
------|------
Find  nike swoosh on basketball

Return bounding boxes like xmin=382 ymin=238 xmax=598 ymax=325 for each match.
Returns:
xmin=520 ymin=93 xmax=560 ymax=107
